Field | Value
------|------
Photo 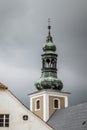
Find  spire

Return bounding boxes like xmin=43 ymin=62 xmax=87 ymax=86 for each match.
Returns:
xmin=35 ymin=20 xmax=63 ymax=91
xmin=43 ymin=19 xmax=56 ymax=52
xmin=48 ymin=18 xmax=51 ymax=36
xmin=46 ymin=18 xmax=53 ymax=43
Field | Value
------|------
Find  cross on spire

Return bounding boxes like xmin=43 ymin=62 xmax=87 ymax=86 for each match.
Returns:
xmin=48 ymin=18 xmax=50 ymax=25
xmin=46 ymin=18 xmax=53 ymax=42
xmin=48 ymin=18 xmax=51 ymax=35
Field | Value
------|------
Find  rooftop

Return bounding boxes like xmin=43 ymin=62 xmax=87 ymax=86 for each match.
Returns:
xmin=48 ymin=102 xmax=87 ymax=130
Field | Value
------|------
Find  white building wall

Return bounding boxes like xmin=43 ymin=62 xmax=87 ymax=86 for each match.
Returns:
xmin=0 ymin=89 xmax=53 ymax=130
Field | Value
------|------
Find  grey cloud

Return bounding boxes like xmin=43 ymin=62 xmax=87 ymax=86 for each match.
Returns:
xmin=0 ymin=0 xmax=87 ymax=106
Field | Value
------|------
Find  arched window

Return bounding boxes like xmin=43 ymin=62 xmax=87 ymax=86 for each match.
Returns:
xmin=35 ymin=99 xmax=40 ymax=110
xmin=53 ymin=99 xmax=60 ymax=109
xmin=46 ymin=59 xmax=50 ymax=68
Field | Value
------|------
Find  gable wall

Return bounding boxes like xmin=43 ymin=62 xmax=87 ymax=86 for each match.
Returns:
xmin=0 ymin=89 xmax=53 ymax=130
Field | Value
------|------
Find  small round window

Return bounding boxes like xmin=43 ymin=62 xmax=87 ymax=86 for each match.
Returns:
xmin=23 ymin=115 xmax=28 ymax=121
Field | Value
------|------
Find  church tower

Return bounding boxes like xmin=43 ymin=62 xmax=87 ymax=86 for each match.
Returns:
xmin=29 ymin=21 xmax=69 ymax=122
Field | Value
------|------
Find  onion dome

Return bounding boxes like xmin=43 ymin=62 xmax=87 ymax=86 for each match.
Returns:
xmin=43 ymin=24 xmax=56 ymax=52
xmin=35 ymin=77 xmax=63 ymax=90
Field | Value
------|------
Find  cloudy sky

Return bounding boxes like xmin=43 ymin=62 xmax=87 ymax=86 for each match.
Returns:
xmin=0 ymin=0 xmax=87 ymax=106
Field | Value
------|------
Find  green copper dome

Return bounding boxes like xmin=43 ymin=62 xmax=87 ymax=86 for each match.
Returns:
xmin=43 ymin=35 xmax=56 ymax=52
xmin=43 ymin=41 xmax=56 ymax=52
xmin=35 ymin=77 xmax=63 ymax=90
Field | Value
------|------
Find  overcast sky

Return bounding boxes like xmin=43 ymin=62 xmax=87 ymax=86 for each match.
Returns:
xmin=0 ymin=0 xmax=87 ymax=106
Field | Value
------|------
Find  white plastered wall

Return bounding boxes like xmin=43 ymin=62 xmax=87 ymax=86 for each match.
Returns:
xmin=0 ymin=89 xmax=53 ymax=130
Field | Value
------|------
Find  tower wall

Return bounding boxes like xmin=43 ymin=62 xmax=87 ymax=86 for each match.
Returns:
xmin=49 ymin=96 xmax=65 ymax=117
xmin=29 ymin=91 xmax=69 ymax=122
xmin=32 ymin=96 xmax=43 ymax=120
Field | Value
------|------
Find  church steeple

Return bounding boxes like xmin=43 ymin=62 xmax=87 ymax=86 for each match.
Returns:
xmin=35 ymin=20 xmax=63 ymax=91
xmin=29 ymin=21 xmax=69 ymax=122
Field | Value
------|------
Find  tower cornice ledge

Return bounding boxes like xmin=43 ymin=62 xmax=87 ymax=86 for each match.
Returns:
xmin=28 ymin=89 xmax=70 ymax=97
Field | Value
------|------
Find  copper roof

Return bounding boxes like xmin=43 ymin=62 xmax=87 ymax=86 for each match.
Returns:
xmin=0 ymin=82 xmax=8 ymax=89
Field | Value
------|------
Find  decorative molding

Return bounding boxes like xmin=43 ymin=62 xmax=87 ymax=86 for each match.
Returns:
xmin=65 ymin=96 xmax=68 ymax=107
xmin=43 ymin=94 xmax=49 ymax=122
xmin=29 ymin=90 xmax=70 ymax=98
xmin=30 ymin=97 xmax=32 ymax=111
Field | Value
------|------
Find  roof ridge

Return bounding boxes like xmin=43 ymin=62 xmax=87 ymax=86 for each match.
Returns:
xmin=67 ymin=102 xmax=87 ymax=110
